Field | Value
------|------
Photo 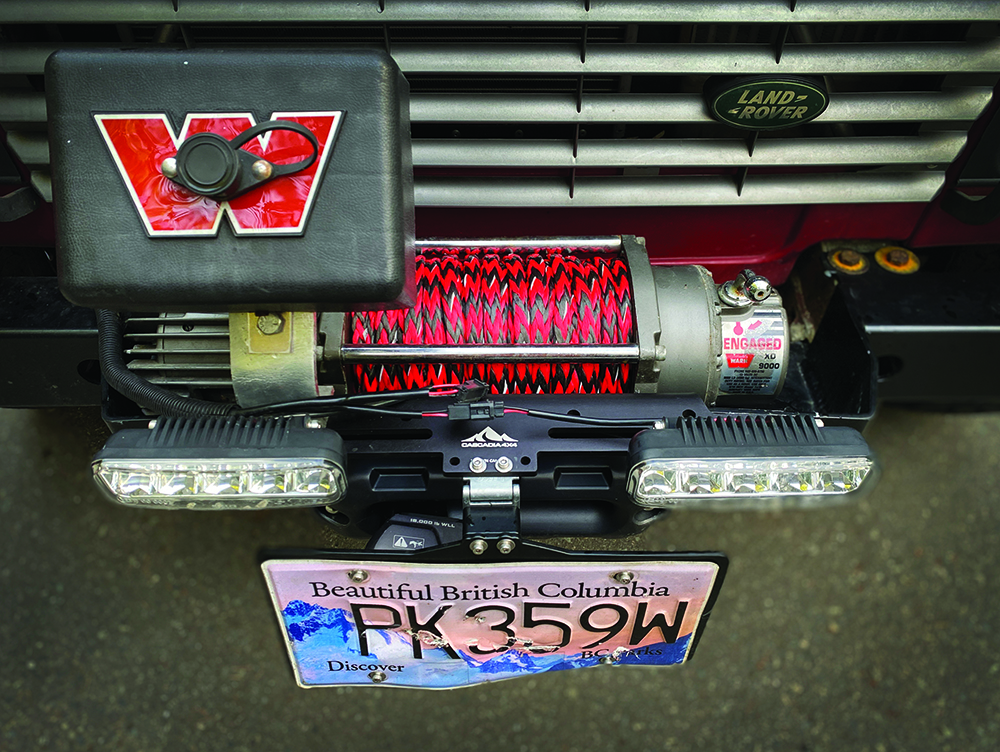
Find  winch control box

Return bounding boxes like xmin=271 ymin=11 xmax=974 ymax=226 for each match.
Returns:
xmin=47 ymin=48 xmax=414 ymax=312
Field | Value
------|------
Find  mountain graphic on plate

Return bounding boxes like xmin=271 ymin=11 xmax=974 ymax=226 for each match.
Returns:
xmin=463 ymin=426 xmax=516 ymax=443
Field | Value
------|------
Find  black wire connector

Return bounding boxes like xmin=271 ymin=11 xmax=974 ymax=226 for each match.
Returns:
xmin=447 ymin=401 xmax=506 ymax=421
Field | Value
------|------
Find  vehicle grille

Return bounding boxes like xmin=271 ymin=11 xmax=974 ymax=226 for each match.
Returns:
xmin=2 ymin=1 xmax=999 ymax=207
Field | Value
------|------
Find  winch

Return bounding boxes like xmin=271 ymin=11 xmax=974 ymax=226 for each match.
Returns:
xmin=136 ymin=236 xmax=787 ymax=406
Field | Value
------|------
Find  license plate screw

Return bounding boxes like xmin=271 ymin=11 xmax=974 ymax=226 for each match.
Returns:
xmin=497 ymin=538 xmax=516 ymax=555
xmin=368 ymin=670 xmax=387 ymax=684
xmin=347 ymin=569 xmax=369 ymax=583
xmin=599 ymin=656 xmax=615 ymax=666
xmin=611 ymin=570 xmax=635 ymax=585
xmin=469 ymin=538 xmax=488 ymax=556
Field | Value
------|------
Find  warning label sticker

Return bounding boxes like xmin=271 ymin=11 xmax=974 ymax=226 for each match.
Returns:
xmin=719 ymin=309 xmax=786 ymax=396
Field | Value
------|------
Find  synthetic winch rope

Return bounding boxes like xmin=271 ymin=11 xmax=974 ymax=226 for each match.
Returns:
xmin=348 ymin=246 xmax=637 ymax=394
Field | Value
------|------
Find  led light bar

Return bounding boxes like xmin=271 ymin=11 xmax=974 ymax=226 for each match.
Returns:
xmin=92 ymin=417 xmax=346 ymax=510
xmin=627 ymin=415 xmax=877 ymax=510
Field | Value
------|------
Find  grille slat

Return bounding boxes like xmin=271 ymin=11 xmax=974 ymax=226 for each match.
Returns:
xmin=415 ymin=172 xmax=947 ymax=207
xmin=2 ymin=1 xmax=998 ymax=24
xmin=411 ymin=88 xmax=995 ymax=124
xmin=413 ymin=132 xmax=967 ymax=168
xmin=391 ymin=40 xmax=1000 ymax=75
xmin=5 ymin=39 xmax=998 ymax=77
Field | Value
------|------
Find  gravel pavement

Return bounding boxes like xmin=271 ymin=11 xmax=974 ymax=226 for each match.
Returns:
xmin=1 ymin=405 xmax=997 ymax=752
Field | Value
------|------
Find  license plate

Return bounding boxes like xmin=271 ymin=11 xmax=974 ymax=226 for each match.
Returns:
xmin=262 ymin=556 xmax=724 ymax=689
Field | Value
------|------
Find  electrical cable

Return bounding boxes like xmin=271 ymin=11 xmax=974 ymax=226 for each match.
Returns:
xmin=97 ymin=309 xmax=235 ymax=418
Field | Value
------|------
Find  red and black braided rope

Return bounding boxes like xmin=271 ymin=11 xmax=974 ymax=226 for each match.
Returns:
xmin=348 ymin=246 xmax=637 ymax=394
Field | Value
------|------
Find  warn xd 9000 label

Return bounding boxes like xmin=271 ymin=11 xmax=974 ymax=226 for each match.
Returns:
xmin=720 ymin=308 xmax=787 ymax=396
xmin=262 ymin=559 xmax=720 ymax=689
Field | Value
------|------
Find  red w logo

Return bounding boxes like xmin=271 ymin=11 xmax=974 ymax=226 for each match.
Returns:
xmin=94 ymin=111 xmax=342 ymax=237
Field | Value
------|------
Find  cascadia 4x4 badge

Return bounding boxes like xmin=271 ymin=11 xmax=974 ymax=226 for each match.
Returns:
xmin=705 ymin=76 xmax=829 ymax=130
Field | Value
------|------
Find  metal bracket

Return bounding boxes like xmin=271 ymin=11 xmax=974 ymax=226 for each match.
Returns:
xmin=622 ymin=235 xmax=662 ymax=393
xmin=229 ymin=311 xmax=320 ymax=407
xmin=462 ymin=476 xmax=521 ymax=541
xmin=318 ymin=312 xmax=347 ymax=395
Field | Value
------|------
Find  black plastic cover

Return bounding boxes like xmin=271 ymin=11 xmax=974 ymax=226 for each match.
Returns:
xmin=94 ymin=416 xmax=345 ymax=464
xmin=47 ymin=48 xmax=414 ymax=312
xmin=629 ymin=414 xmax=872 ymax=463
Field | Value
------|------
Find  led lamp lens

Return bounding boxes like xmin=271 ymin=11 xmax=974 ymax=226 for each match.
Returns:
xmin=94 ymin=459 xmax=345 ymax=509
xmin=90 ymin=417 xmax=348 ymax=510
xmin=628 ymin=457 xmax=874 ymax=507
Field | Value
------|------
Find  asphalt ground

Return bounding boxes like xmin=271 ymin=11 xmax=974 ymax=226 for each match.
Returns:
xmin=1 ymin=405 xmax=997 ymax=752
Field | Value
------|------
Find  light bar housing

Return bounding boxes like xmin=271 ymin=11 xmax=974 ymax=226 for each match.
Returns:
xmin=627 ymin=414 xmax=877 ymax=510
xmin=92 ymin=417 xmax=347 ymax=510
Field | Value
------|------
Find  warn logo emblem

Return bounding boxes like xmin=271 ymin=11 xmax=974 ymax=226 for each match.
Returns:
xmin=95 ymin=111 xmax=343 ymax=237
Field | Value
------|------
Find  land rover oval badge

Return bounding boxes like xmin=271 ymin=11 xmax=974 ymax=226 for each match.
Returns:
xmin=706 ymin=76 xmax=829 ymax=130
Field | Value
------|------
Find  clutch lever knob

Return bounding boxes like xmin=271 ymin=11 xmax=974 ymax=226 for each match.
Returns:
xmin=160 ymin=120 xmax=319 ymax=201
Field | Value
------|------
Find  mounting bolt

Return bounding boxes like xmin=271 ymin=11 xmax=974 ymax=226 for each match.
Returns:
xmin=874 ymin=246 xmax=920 ymax=275
xmin=612 ymin=571 xmax=635 ymax=585
xmin=469 ymin=457 xmax=487 ymax=473
xmin=251 ymin=159 xmax=273 ymax=180
xmin=599 ymin=655 xmax=614 ymax=665
xmin=886 ymin=248 xmax=910 ymax=267
xmin=256 ymin=312 xmax=285 ymax=335
xmin=160 ymin=157 xmax=178 ymax=178
xmin=495 ymin=456 xmax=513 ymax=473
xmin=305 ymin=419 xmax=323 ymax=429
xmin=368 ymin=670 xmax=387 ymax=684
xmin=497 ymin=538 xmax=516 ymax=555
xmin=147 ymin=419 xmax=158 ymax=430
xmin=469 ymin=539 xmax=488 ymax=556
xmin=347 ymin=569 xmax=369 ymax=584
xmin=718 ymin=269 xmax=772 ymax=307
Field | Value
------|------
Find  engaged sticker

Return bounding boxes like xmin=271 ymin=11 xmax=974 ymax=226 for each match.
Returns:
xmin=720 ymin=309 xmax=785 ymax=396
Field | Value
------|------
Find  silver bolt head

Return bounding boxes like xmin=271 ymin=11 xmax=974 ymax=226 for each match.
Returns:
xmin=745 ymin=277 xmax=772 ymax=301
xmin=368 ymin=670 xmax=387 ymax=684
xmin=255 ymin=312 xmax=284 ymax=335
xmin=469 ymin=457 xmax=487 ymax=473
xmin=347 ymin=569 xmax=369 ymax=584
xmin=251 ymin=159 xmax=273 ymax=180
xmin=469 ymin=539 xmax=488 ymax=556
xmin=599 ymin=655 xmax=614 ymax=665
xmin=495 ymin=456 xmax=513 ymax=473
xmin=305 ymin=419 xmax=323 ymax=429
xmin=160 ymin=157 xmax=178 ymax=179
xmin=612 ymin=570 xmax=635 ymax=585
xmin=497 ymin=538 xmax=516 ymax=555
xmin=147 ymin=419 xmax=158 ymax=430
